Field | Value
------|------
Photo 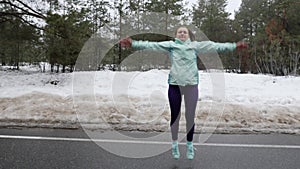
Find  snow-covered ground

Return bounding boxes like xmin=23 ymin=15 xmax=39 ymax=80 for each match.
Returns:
xmin=0 ymin=66 xmax=299 ymax=134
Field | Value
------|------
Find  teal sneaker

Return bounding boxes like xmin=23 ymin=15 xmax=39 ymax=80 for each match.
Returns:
xmin=186 ymin=142 xmax=194 ymax=160
xmin=172 ymin=141 xmax=180 ymax=159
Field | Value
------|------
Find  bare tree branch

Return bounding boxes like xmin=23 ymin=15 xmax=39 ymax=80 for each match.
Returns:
xmin=0 ymin=13 xmax=45 ymax=31
xmin=15 ymin=0 xmax=46 ymax=19
xmin=0 ymin=0 xmax=46 ymax=19
xmin=0 ymin=0 xmax=46 ymax=30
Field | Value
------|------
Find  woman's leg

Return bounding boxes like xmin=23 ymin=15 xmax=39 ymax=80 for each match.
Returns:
xmin=168 ymin=85 xmax=182 ymax=141
xmin=183 ymin=85 xmax=198 ymax=142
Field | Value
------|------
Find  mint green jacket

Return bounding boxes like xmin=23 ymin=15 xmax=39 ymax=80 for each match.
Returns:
xmin=132 ymin=38 xmax=236 ymax=86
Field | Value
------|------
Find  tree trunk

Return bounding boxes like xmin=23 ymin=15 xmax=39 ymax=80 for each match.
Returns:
xmin=62 ymin=65 xmax=65 ymax=73
xmin=51 ymin=64 xmax=54 ymax=73
xmin=56 ymin=64 xmax=59 ymax=73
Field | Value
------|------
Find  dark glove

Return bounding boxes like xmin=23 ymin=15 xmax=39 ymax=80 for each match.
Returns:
xmin=236 ymin=41 xmax=248 ymax=49
xmin=119 ymin=37 xmax=132 ymax=48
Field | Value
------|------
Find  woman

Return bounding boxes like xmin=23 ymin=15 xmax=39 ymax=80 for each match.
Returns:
xmin=119 ymin=26 xmax=247 ymax=160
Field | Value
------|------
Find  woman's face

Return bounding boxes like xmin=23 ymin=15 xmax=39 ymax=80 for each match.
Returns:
xmin=176 ymin=27 xmax=190 ymax=42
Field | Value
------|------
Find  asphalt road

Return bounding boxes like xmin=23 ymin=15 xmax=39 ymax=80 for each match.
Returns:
xmin=0 ymin=128 xmax=299 ymax=169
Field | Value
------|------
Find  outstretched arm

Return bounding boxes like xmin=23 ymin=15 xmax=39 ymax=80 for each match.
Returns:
xmin=119 ymin=37 xmax=172 ymax=51
xmin=194 ymin=41 xmax=247 ymax=54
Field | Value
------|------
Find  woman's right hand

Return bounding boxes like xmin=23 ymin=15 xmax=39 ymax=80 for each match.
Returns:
xmin=119 ymin=37 xmax=132 ymax=48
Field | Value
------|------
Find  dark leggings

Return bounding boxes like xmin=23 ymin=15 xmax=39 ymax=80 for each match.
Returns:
xmin=168 ymin=85 xmax=198 ymax=142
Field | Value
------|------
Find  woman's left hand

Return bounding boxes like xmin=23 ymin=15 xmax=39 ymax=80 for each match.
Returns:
xmin=236 ymin=41 xmax=248 ymax=49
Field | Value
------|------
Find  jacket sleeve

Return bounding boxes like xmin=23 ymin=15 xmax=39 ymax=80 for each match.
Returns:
xmin=132 ymin=40 xmax=172 ymax=51
xmin=194 ymin=41 xmax=236 ymax=54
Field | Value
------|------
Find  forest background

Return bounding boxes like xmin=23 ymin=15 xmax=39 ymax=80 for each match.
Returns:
xmin=0 ymin=0 xmax=299 ymax=76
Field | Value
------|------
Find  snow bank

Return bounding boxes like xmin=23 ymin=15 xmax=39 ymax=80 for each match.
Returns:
xmin=0 ymin=70 xmax=299 ymax=134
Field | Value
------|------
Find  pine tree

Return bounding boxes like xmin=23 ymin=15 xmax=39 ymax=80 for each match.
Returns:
xmin=234 ymin=0 xmax=300 ymax=75
xmin=192 ymin=0 xmax=231 ymax=42
xmin=44 ymin=6 xmax=93 ymax=72
xmin=144 ymin=0 xmax=187 ymax=33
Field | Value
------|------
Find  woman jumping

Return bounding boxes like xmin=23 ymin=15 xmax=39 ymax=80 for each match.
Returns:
xmin=119 ymin=26 xmax=247 ymax=160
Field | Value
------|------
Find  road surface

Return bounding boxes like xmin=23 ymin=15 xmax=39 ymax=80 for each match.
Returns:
xmin=0 ymin=128 xmax=299 ymax=169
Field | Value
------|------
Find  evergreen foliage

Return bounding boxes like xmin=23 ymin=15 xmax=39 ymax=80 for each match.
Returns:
xmin=0 ymin=0 xmax=299 ymax=75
